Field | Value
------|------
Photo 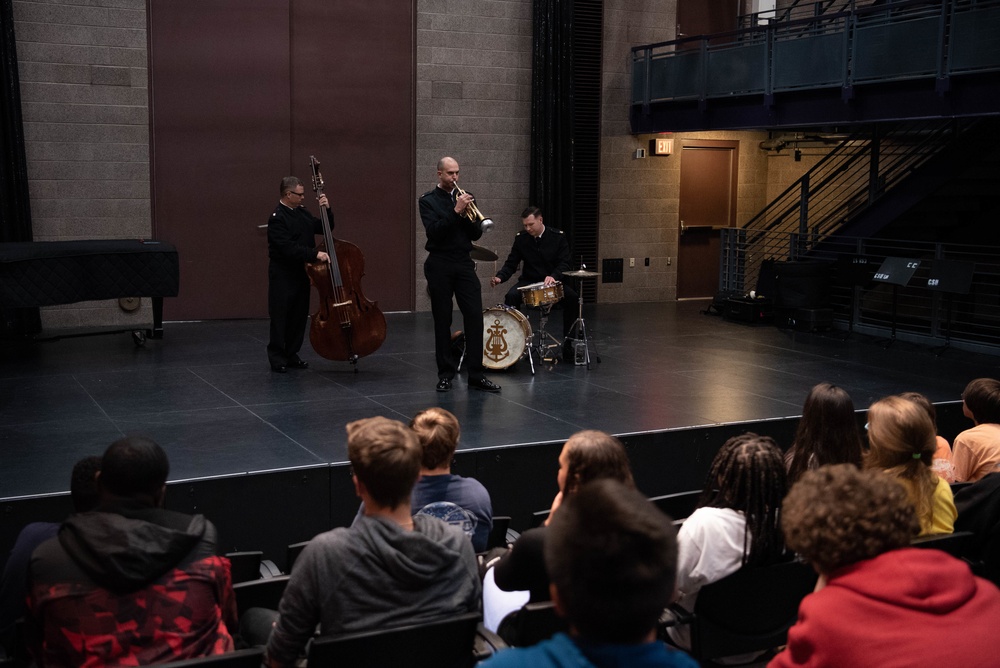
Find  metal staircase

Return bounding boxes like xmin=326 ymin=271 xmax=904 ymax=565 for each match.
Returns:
xmin=722 ymin=119 xmax=972 ymax=294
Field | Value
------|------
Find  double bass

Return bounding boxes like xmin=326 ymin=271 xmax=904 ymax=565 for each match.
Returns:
xmin=305 ymin=156 xmax=386 ymax=366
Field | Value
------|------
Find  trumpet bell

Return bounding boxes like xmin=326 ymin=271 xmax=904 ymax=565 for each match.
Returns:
xmin=480 ymin=217 xmax=494 ymax=232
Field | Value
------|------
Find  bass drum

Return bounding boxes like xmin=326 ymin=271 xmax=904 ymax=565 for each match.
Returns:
xmin=482 ymin=305 xmax=532 ymax=370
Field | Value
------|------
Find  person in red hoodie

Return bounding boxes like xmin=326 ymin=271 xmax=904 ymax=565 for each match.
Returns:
xmin=769 ymin=464 xmax=1000 ymax=668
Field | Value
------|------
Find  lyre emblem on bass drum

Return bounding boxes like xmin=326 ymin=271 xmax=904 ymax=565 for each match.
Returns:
xmin=484 ymin=318 xmax=510 ymax=364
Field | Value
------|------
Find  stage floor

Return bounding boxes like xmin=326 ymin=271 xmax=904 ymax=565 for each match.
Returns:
xmin=1 ymin=301 xmax=995 ymax=500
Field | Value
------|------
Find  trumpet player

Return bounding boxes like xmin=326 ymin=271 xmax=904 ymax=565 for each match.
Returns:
xmin=419 ymin=156 xmax=501 ymax=394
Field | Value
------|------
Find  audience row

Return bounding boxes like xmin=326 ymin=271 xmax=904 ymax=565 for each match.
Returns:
xmin=2 ymin=378 xmax=1000 ymax=666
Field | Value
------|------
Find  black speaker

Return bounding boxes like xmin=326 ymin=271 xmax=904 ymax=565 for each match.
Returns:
xmin=773 ymin=261 xmax=832 ymax=309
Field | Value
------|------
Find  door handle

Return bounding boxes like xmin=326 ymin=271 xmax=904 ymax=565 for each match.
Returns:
xmin=681 ymin=221 xmax=717 ymax=236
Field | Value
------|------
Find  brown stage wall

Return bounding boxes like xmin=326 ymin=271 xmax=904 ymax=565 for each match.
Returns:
xmin=148 ymin=0 xmax=415 ymax=319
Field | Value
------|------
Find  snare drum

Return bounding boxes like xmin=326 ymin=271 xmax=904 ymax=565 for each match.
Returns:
xmin=518 ymin=281 xmax=564 ymax=307
xmin=482 ymin=305 xmax=532 ymax=370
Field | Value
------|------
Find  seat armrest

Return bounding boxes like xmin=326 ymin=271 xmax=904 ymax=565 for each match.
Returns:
xmin=474 ymin=623 xmax=508 ymax=661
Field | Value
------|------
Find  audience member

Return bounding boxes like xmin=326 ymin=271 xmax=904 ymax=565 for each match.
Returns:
xmin=866 ymin=395 xmax=956 ymax=535
xmin=0 ymin=456 xmax=101 ymax=653
xmin=263 ymin=417 xmax=481 ymax=667
xmin=482 ymin=479 xmax=697 ymax=668
xmin=493 ymin=430 xmax=634 ymax=603
xmin=409 ymin=407 xmax=493 ymax=551
xmin=668 ymin=433 xmax=787 ymax=653
xmin=900 ymin=391 xmax=956 ymax=482
xmin=954 ymin=471 xmax=1000 ymax=587
xmin=785 ymin=382 xmax=864 ymax=485
xmin=953 ymin=377 xmax=1000 ymax=482
xmin=26 ymin=436 xmax=236 ymax=666
xmin=769 ymin=465 xmax=1000 ymax=667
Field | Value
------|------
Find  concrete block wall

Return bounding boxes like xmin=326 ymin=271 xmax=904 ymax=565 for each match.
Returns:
xmin=414 ymin=0 xmax=533 ymax=311
xmin=599 ymin=0 xmax=677 ymax=303
xmin=600 ymin=0 xmax=779 ymax=303
xmin=13 ymin=0 xmax=152 ymax=330
xmin=765 ymin=149 xmax=825 ymax=205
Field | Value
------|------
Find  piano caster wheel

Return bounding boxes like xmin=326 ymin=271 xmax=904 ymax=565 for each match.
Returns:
xmin=132 ymin=330 xmax=147 ymax=347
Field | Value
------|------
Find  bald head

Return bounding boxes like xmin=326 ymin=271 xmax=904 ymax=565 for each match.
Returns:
xmin=436 ymin=157 xmax=460 ymax=190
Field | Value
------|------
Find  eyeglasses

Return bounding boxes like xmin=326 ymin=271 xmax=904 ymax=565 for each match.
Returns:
xmin=287 ymin=191 xmax=306 ymax=198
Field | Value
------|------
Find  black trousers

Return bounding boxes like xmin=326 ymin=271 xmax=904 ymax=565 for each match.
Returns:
xmin=267 ymin=264 xmax=310 ymax=368
xmin=425 ymin=255 xmax=486 ymax=381
xmin=503 ymin=280 xmax=579 ymax=337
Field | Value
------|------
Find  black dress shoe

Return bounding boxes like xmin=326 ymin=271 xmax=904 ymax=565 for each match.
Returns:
xmin=469 ymin=377 xmax=501 ymax=393
xmin=288 ymin=359 xmax=309 ymax=369
xmin=271 ymin=365 xmax=287 ymax=374
xmin=436 ymin=378 xmax=452 ymax=392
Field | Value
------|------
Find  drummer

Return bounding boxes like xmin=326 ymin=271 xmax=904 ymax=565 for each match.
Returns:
xmin=490 ymin=206 xmax=578 ymax=343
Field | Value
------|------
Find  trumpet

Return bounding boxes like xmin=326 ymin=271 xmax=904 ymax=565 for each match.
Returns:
xmin=455 ymin=184 xmax=494 ymax=232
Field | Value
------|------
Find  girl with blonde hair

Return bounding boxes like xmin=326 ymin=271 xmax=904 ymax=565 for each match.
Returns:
xmin=866 ymin=395 xmax=956 ymax=536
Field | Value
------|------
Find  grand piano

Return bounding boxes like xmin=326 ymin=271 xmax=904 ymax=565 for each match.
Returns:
xmin=0 ymin=239 xmax=180 ymax=343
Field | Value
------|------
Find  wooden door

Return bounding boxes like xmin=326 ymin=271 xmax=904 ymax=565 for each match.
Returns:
xmin=677 ymin=140 xmax=739 ymax=300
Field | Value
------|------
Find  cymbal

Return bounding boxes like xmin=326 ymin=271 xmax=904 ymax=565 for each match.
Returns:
xmin=470 ymin=244 xmax=498 ymax=262
xmin=564 ymin=269 xmax=599 ymax=278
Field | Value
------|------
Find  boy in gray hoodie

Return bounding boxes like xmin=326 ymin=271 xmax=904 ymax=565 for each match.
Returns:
xmin=265 ymin=416 xmax=481 ymax=667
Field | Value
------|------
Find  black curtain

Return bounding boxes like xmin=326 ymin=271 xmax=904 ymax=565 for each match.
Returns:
xmin=0 ymin=0 xmax=40 ymax=336
xmin=529 ymin=0 xmax=574 ymax=234
xmin=530 ymin=0 xmax=602 ymax=299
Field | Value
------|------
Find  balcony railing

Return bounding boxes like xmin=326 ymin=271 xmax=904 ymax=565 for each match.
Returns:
xmin=633 ymin=0 xmax=1000 ymax=110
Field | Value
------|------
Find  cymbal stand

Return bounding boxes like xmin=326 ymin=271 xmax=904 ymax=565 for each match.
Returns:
xmin=566 ymin=279 xmax=600 ymax=369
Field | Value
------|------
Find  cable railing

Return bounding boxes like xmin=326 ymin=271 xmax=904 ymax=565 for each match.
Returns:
xmin=735 ymin=120 xmax=964 ymax=292
xmin=720 ymin=231 xmax=1000 ymax=348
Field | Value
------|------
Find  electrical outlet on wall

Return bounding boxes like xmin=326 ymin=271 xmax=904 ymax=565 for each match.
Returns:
xmin=629 ymin=258 xmax=635 ymax=267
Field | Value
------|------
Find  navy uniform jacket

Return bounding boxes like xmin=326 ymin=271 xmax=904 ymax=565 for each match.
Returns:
xmin=496 ymin=228 xmax=571 ymax=285
xmin=267 ymin=203 xmax=327 ymax=271
xmin=419 ymin=186 xmax=484 ymax=262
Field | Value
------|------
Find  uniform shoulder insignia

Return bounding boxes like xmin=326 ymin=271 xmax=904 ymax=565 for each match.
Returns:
xmin=419 ymin=189 xmax=435 ymax=199
xmin=515 ymin=231 xmax=524 ymax=236
xmin=556 ymin=229 xmax=565 ymax=234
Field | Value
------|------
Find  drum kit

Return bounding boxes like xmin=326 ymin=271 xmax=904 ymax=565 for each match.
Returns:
xmin=464 ymin=242 xmax=600 ymax=374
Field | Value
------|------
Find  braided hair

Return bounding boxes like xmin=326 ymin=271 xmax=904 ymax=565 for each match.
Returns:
xmin=699 ymin=432 xmax=788 ymax=566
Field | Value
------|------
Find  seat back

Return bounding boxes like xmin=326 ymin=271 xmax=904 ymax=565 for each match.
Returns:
xmin=497 ymin=601 xmax=568 ymax=648
xmin=306 ymin=612 xmax=481 ymax=668
xmin=224 ymin=551 xmax=263 ymax=584
xmin=286 ymin=541 xmax=310 ymax=573
xmin=156 ymin=647 xmax=265 ymax=667
xmin=232 ymin=575 xmax=290 ymax=618
xmin=690 ymin=559 xmax=817 ymax=661
xmin=647 ymin=490 xmax=702 ymax=522
xmin=487 ymin=516 xmax=512 ymax=549
xmin=911 ymin=530 xmax=976 ymax=559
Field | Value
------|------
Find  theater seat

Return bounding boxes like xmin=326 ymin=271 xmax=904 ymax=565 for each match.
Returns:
xmin=156 ymin=647 xmax=265 ymax=667
xmin=647 ymin=490 xmax=702 ymax=523
xmin=911 ymin=530 xmax=976 ymax=559
xmin=232 ymin=575 xmax=290 ymax=619
xmin=487 ymin=516 xmax=512 ymax=549
xmin=663 ymin=558 xmax=817 ymax=664
xmin=306 ymin=612 xmax=482 ymax=668
xmin=224 ymin=551 xmax=263 ymax=584
xmin=286 ymin=540 xmax=310 ymax=573
xmin=496 ymin=601 xmax=568 ymax=647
